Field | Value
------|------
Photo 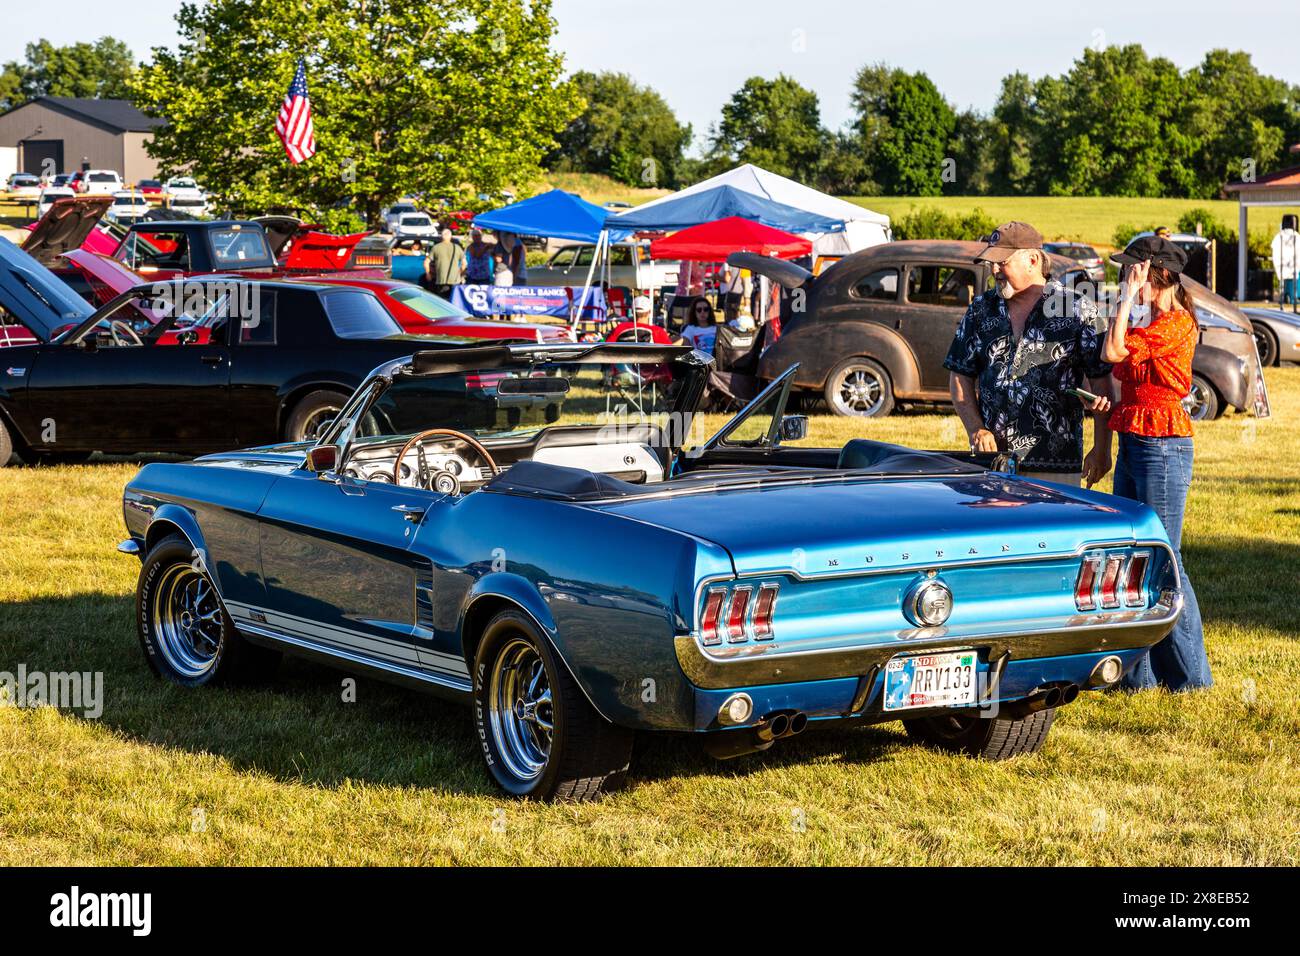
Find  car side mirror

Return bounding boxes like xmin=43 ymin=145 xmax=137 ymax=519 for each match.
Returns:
xmin=306 ymin=444 xmax=339 ymax=473
xmin=778 ymin=415 xmax=808 ymax=443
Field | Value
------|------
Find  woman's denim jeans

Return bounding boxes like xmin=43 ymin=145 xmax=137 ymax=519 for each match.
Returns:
xmin=1112 ymin=433 xmax=1212 ymax=691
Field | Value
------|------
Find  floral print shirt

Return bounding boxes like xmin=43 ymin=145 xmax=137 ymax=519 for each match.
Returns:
xmin=944 ymin=279 xmax=1111 ymax=473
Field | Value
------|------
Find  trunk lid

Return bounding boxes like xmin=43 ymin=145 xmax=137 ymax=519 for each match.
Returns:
xmin=595 ymin=473 xmax=1145 ymax=575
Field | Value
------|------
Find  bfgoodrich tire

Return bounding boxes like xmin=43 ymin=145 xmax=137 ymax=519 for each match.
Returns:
xmin=824 ymin=357 xmax=895 ymax=418
xmin=903 ymin=707 xmax=1057 ymax=760
xmin=473 ymin=609 xmax=634 ymax=801
xmin=284 ymin=389 xmax=349 ymax=443
xmin=136 ymin=534 xmax=280 ymax=687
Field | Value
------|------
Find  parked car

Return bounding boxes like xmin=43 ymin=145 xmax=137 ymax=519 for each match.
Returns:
xmin=75 ymin=169 xmax=124 ymax=195
xmin=1043 ymin=242 xmax=1105 ymax=285
xmin=107 ymin=190 xmax=151 ymax=224
xmin=165 ymin=194 xmax=209 ymax=218
xmin=36 ymin=186 xmax=76 ymax=217
xmin=136 ymin=179 xmax=165 ymax=199
xmin=6 ymin=173 xmax=42 ymax=200
xmin=306 ymin=276 xmax=574 ymax=343
xmin=0 ymin=236 xmax=473 ymax=463
xmin=113 ymin=345 xmax=1184 ymax=801
xmin=51 ymin=173 xmax=75 ymax=188
xmin=1241 ymin=306 xmax=1300 ymax=367
xmin=383 ymin=202 xmax=420 ymax=233
xmin=740 ymin=241 xmax=1266 ymax=423
xmin=163 ymin=176 xmax=204 ymax=200
xmin=528 ymin=240 xmax=680 ymax=291
xmin=395 ymin=212 xmax=438 ymax=240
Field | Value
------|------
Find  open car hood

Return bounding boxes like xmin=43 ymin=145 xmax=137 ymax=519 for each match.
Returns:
xmin=61 ymin=248 xmax=141 ymax=299
xmin=726 ymin=251 xmax=811 ymax=290
xmin=253 ymin=216 xmax=303 ymax=259
xmin=21 ymin=196 xmax=113 ymax=267
xmin=282 ymin=230 xmax=369 ymax=270
xmin=0 ymin=236 xmax=95 ymax=341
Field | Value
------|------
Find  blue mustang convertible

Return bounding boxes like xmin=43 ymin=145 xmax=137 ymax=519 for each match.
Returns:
xmin=118 ymin=342 xmax=1183 ymax=801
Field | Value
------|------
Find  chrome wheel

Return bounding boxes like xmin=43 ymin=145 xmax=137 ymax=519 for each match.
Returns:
xmin=1183 ymin=378 xmax=1214 ymax=421
xmin=151 ymin=564 xmax=224 ymax=679
xmin=831 ymin=365 xmax=887 ymax=416
xmin=487 ymin=638 xmax=553 ymax=782
xmin=300 ymin=406 xmax=340 ymax=441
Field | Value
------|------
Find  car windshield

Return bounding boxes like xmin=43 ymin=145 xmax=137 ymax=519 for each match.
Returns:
xmin=401 ymin=215 xmax=432 ymax=226
xmin=335 ymin=355 xmax=690 ymax=450
xmin=89 ymin=173 xmax=117 ymax=183
xmin=387 ymin=286 xmax=469 ymax=319
xmin=210 ymin=229 xmax=272 ymax=265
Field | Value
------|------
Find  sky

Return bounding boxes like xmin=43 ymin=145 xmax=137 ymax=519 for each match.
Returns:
xmin=6 ymin=0 xmax=1299 ymax=154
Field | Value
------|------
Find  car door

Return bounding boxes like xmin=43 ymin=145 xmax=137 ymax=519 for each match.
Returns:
xmin=24 ymin=293 xmax=233 ymax=453
xmin=254 ymin=468 xmax=458 ymax=682
xmin=898 ymin=262 xmax=983 ymax=391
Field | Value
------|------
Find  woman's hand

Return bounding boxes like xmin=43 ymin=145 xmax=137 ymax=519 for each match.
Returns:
xmin=1121 ymin=261 xmax=1150 ymax=303
xmin=1085 ymin=394 xmax=1112 ymax=414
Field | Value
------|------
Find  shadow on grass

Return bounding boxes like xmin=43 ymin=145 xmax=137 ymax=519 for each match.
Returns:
xmin=2 ymin=530 xmax=1294 ymax=797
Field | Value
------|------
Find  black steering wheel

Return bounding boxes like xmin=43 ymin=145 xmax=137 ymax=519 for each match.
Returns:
xmin=392 ymin=428 xmax=499 ymax=493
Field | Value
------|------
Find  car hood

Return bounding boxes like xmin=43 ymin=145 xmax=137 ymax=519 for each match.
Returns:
xmin=61 ymin=248 xmax=141 ymax=297
xmin=21 ymin=196 xmax=113 ymax=267
xmin=0 ymin=237 xmax=95 ymax=341
xmin=282 ymin=230 xmax=369 ymax=270
xmin=594 ymin=472 xmax=1158 ymax=575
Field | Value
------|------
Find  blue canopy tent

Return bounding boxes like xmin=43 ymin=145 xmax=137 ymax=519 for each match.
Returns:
xmin=473 ymin=189 xmax=632 ymax=323
xmin=604 ymin=184 xmax=845 ymax=234
xmin=474 ymin=188 xmax=629 ymax=242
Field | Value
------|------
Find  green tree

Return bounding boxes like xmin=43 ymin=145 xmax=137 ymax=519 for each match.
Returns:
xmin=131 ymin=0 xmax=580 ymax=227
xmin=0 ymin=37 xmax=137 ymax=110
xmin=848 ymin=65 xmax=955 ymax=196
xmin=547 ymin=71 xmax=691 ymax=188
xmin=710 ymin=74 xmax=827 ymax=183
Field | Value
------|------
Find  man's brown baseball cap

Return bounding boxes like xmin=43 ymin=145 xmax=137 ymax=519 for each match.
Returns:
xmin=973 ymin=221 xmax=1044 ymax=263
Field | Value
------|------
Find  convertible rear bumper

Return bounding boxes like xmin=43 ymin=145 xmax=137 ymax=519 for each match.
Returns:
xmin=674 ymin=591 xmax=1182 ymax=691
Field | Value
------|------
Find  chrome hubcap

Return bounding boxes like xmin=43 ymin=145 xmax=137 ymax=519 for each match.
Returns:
xmin=488 ymin=638 xmax=553 ymax=782
xmin=301 ymin=407 xmax=340 ymax=441
xmin=152 ymin=564 xmax=223 ymax=678
xmin=836 ymin=367 xmax=885 ymax=415
xmin=1183 ymin=384 xmax=1209 ymax=420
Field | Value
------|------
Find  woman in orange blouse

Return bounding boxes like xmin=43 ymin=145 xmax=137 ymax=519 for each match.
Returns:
xmin=1101 ymin=236 xmax=1211 ymax=691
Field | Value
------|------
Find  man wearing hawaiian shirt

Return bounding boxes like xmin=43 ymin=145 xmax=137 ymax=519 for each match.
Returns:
xmin=945 ymin=221 xmax=1115 ymax=488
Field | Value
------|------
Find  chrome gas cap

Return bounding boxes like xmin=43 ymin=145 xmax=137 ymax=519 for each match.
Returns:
xmin=904 ymin=575 xmax=954 ymax=627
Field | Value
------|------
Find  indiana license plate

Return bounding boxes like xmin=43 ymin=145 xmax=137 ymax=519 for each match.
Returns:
xmin=883 ymin=651 xmax=978 ymax=712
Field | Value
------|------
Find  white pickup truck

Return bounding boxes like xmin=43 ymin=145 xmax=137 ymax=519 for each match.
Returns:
xmin=528 ymin=241 xmax=679 ymax=291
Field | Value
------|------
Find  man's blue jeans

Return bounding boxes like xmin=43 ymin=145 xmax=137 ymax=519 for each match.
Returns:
xmin=1112 ymin=433 xmax=1212 ymax=691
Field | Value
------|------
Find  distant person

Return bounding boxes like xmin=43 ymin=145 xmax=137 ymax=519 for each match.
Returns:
xmin=677 ymin=297 xmax=718 ymax=352
xmin=1270 ymin=216 xmax=1298 ymax=306
xmin=1154 ymin=226 xmax=1172 ymax=239
xmin=1101 ymin=236 xmax=1210 ymax=692
xmin=630 ymin=294 xmax=653 ymax=326
xmin=719 ymin=263 xmax=751 ymax=322
xmin=499 ymin=232 xmax=527 ymax=285
xmin=425 ymin=226 xmax=465 ymax=297
xmin=492 ymin=246 xmax=513 ymax=287
xmin=944 ymin=221 xmax=1114 ymax=486
xmin=464 ymin=228 xmax=495 ymax=284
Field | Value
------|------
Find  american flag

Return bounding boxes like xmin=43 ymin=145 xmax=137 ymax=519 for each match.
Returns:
xmin=275 ymin=60 xmax=316 ymax=164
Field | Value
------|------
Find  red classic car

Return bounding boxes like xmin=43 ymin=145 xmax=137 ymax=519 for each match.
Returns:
xmin=304 ymin=276 xmax=574 ymax=344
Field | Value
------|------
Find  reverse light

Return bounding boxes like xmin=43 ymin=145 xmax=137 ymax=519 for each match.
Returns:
xmin=751 ymin=583 xmax=778 ymax=640
xmin=1098 ymin=554 xmax=1124 ymax=609
xmin=700 ymin=588 xmax=726 ymax=646
xmin=1074 ymin=554 xmax=1101 ymax=611
xmin=1124 ymin=552 xmax=1150 ymax=607
xmin=725 ymin=587 xmax=751 ymax=643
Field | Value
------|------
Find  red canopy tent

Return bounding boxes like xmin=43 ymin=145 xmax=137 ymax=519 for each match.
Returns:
xmin=648 ymin=216 xmax=812 ymax=261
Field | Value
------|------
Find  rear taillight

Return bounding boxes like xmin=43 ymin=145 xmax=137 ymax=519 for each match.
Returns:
xmin=1075 ymin=554 xmax=1101 ymax=611
xmin=751 ymin=584 xmax=778 ymax=640
xmin=1124 ymin=552 xmax=1149 ymax=607
xmin=700 ymin=589 xmax=726 ymax=646
xmin=700 ymin=582 xmax=780 ymax=645
xmin=1099 ymin=554 xmax=1124 ymax=608
xmin=725 ymin=587 xmax=751 ymax=642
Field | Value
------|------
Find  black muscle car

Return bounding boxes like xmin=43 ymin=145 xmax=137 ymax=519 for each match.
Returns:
xmin=0 ymin=237 xmax=458 ymax=465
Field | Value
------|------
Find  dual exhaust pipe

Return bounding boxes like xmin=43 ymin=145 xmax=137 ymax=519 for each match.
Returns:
xmin=1013 ymin=681 xmax=1079 ymax=716
xmin=705 ymin=709 xmax=808 ymax=760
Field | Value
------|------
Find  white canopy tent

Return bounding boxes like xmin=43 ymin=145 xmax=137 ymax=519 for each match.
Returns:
xmin=622 ymin=163 xmax=892 ymax=256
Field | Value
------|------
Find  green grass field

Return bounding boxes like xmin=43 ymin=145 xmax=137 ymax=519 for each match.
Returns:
xmin=1 ymin=368 xmax=1297 ymax=866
